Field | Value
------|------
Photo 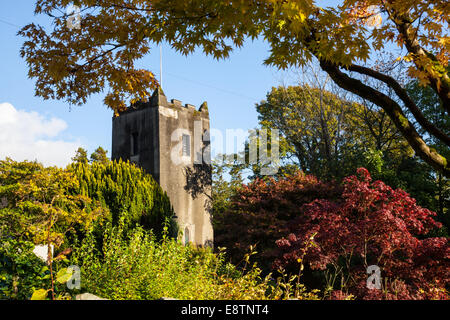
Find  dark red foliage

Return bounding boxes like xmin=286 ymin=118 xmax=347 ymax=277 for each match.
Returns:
xmin=275 ymin=168 xmax=449 ymax=299
xmin=214 ymin=172 xmax=341 ymax=271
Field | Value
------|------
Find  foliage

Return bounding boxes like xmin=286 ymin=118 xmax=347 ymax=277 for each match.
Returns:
xmin=71 ymin=147 xmax=88 ymax=164
xmin=256 ymin=84 xmax=412 ymax=180
xmin=375 ymin=157 xmax=449 ymax=234
xmin=254 ymin=84 xmax=448 ymax=231
xmin=405 ymin=80 xmax=450 ymax=225
xmin=20 ymin=0 xmax=450 ymax=175
xmin=275 ymin=168 xmax=449 ymax=300
xmin=71 ymin=221 xmax=216 ymax=300
xmin=0 ymin=158 xmax=106 ymax=299
xmin=89 ymin=147 xmax=109 ymax=165
xmin=68 ymin=159 xmax=177 ymax=239
xmin=0 ymin=157 xmax=177 ymax=299
xmin=0 ymin=238 xmax=49 ymax=300
xmin=214 ymin=171 xmax=341 ymax=273
xmin=406 ymin=80 xmax=450 ymax=156
xmin=211 ymin=156 xmax=245 ymax=224
xmin=258 ymin=84 xmax=351 ymax=178
xmin=71 ymin=221 xmax=319 ymax=300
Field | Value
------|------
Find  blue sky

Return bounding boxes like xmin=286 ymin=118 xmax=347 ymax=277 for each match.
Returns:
xmin=0 ymin=2 xmax=294 ymax=167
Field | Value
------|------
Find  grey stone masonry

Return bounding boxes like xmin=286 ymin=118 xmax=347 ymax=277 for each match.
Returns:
xmin=111 ymin=88 xmax=213 ymax=247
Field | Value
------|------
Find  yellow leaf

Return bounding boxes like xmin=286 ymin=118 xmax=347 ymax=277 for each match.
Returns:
xmin=56 ymin=268 xmax=73 ymax=284
xmin=31 ymin=288 xmax=48 ymax=300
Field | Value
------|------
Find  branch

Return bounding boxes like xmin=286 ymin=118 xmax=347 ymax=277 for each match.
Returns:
xmin=318 ymin=59 xmax=449 ymax=177
xmin=347 ymin=64 xmax=450 ymax=147
xmin=388 ymin=10 xmax=450 ymax=113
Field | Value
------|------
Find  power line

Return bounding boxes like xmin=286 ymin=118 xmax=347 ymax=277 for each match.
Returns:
xmin=1 ymin=16 xmax=261 ymax=102
xmin=165 ymin=71 xmax=259 ymax=102
xmin=0 ymin=18 xmax=21 ymax=29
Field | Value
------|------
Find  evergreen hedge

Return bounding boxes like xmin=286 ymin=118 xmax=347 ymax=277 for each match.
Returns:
xmin=69 ymin=159 xmax=177 ymax=238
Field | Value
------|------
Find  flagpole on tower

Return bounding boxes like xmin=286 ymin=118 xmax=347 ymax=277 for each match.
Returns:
xmin=160 ymin=44 xmax=163 ymax=89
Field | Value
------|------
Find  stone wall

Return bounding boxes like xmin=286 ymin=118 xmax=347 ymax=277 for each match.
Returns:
xmin=111 ymin=89 xmax=213 ymax=247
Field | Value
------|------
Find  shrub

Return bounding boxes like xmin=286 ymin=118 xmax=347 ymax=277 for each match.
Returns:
xmin=72 ymin=220 xmax=320 ymax=300
xmin=0 ymin=238 xmax=48 ymax=300
xmin=72 ymin=220 xmax=216 ymax=300
xmin=0 ymin=158 xmax=176 ymax=299
xmin=69 ymin=159 xmax=177 ymax=238
xmin=0 ymin=158 xmax=106 ymax=299
xmin=214 ymin=172 xmax=341 ymax=272
xmin=275 ymin=168 xmax=449 ymax=299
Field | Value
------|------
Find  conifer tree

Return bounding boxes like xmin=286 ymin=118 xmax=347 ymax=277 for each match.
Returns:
xmin=90 ymin=147 xmax=109 ymax=165
xmin=71 ymin=147 xmax=88 ymax=164
xmin=69 ymin=160 xmax=177 ymax=238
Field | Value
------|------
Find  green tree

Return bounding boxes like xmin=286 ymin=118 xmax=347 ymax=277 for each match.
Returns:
xmin=256 ymin=84 xmax=412 ymax=180
xmin=90 ymin=146 xmax=109 ymax=165
xmin=406 ymin=80 xmax=450 ymax=156
xmin=211 ymin=156 xmax=245 ymax=229
xmin=69 ymin=159 xmax=177 ymax=238
xmin=0 ymin=158 xmax=106 ymax=299
xmin=258 ymin=85 xmax=356 ymax=179
xmin=404 ymin=80 xmax=450 ymax=230
xmin=71 ymin=147 xmax=88 ymax=164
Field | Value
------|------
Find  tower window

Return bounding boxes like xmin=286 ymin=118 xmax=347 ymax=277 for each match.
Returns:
xmin=184 ymin=227 xmax=190 ymax=245
xmin=131 ymin=132 xmax=139 ymax=156
xmin=182 ymin=134 xmax=190 ymax=157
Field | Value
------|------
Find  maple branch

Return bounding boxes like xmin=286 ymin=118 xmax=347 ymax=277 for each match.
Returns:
xmin=347 ymin=64 xmax=450 ymax=147
xmin=69 ymin=43 xmax=127 ymax=73
xmin=387 ymin=10 xmax=450 ymax=113
xmin=318 ymin=59 xmax=449 ymax=177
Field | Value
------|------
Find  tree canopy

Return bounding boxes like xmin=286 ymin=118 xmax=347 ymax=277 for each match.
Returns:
xmin=20 ymin=0 xmax=449 ymax=175
xmin=0 ymin=157 xmax=177 ymax=245
xmin=257 ymin=84 xmax=412 ymax=179
xmin=71 ymin=147 xmax=88 ymax=164
xmin=275 ymin=168 xmax=449 ymax=299
xmin=89 ymin=146 xmax=109 ymax=165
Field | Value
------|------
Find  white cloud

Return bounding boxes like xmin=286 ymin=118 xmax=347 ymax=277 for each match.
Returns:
xmin=0 ymin=102 xmax=81 ymax=167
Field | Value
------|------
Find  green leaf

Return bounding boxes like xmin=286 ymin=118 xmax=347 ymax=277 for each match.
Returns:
xmin=31 ymin=288 xmax=48 ymax=300
xmin=40 ymin=266 xmax=49 ymax=273
xmin=56 ymin=268 xmax=73 ymax=284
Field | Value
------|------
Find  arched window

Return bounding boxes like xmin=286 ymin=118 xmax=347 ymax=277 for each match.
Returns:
xmin=184 ymin=227 xmax=190 ymax=245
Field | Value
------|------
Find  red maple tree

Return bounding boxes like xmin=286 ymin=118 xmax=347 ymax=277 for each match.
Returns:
xmin=275 ymin=168 xmax=449 ymax=299
xmin=214 ymin=172 xmax=340 ymax=271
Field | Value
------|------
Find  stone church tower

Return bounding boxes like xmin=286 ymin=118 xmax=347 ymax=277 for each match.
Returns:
xmin=111 ymin=88 xmax=213 ymax=247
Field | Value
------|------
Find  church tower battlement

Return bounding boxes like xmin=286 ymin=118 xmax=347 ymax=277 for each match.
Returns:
xmin=111 ymin=88 xmax=213 ymax=247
